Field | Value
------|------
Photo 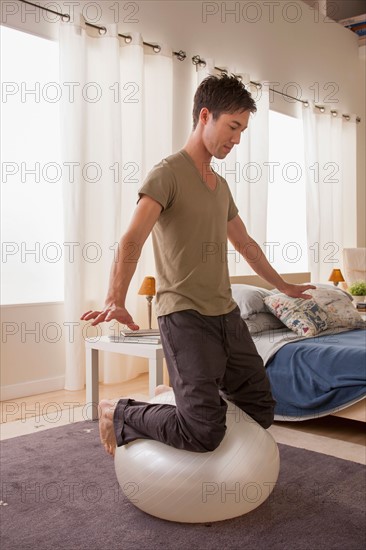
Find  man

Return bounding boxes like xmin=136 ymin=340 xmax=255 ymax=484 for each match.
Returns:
xmin=81 ymin=75 xmax=314 ymax=456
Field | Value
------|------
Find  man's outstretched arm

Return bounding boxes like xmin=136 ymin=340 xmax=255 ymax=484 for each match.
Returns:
xmin=227 ymin=214 xmax=315 ymax=299
xmin=81 ymin=195 xmax=162 ymax=326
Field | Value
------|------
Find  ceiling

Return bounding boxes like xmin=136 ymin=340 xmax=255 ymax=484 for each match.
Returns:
xmin=327 ymin=0 xmax=366 ymax=21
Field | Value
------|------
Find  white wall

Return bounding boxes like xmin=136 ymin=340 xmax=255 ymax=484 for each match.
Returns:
xmin=1 ymin=303 xmax=66 ymax=400
xmin=1 ymin=0 xmax=365 ymax=398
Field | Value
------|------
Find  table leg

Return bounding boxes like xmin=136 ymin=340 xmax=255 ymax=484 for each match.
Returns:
xmin=86 ymin=347 xmax=99 ymax=421
xmin=148 ymin=353 xmax=164 ymax=398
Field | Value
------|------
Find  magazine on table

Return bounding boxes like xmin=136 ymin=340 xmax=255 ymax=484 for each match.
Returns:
xmin=120 ymin=329 xmax=160 ymax=337
xmin=108 ymin=328 xmax=161 ymax=344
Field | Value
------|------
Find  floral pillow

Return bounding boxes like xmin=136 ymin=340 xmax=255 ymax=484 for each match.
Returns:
xmin=264 ymin=288 xmax=364 ymax=337
xmin=308 ymin=288 xmax=363 ymax=330
xmin=264 ymin=294 xmax=328 ymax=337
xmin=302 ymin=282 xmax=353 ymax=301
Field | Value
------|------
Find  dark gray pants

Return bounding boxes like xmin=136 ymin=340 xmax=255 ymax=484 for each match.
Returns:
xmin=113 ymin=306 xmax=275 ymax=452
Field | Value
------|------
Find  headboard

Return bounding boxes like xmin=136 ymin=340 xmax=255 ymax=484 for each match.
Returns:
xmin=229 ymin=272 xmax=311 ymax=289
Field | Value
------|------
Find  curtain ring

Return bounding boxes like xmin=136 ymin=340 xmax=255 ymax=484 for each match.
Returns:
xmin=61 ymin=13 xmax=71 ymax=22
xmin=192 ymin=55 xmax=206 ymax=67
xmin=174 ymin=50 xmax=186 ymax=61
xmin=98 ymin=26 xmax=107 ymax=36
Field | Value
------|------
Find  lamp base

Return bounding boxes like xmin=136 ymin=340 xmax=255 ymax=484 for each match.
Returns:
xmin=146 ymin=295 xmax=153 ymax=330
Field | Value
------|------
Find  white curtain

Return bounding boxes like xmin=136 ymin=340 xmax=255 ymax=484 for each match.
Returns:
xmin=59 ymin=18 xmax=172 ymax=390
xmin=196 ymin=62 xmax=269 ymax=275
xmin=302 ymin=105 xmax=357 ymax=281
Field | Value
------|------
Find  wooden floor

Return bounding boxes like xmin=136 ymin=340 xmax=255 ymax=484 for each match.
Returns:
xmin=1 ymin=373 xmax=365 ymax=463
xmin=0 ymin=375 xmax=149 ymax=424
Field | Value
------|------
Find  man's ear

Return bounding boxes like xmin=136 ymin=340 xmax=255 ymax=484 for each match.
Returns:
xmin=199 ymin=107 xmax=210 ymax=125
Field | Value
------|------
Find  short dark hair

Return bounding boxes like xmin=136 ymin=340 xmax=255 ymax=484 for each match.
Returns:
xmin=192 ymin=74 xmax=257 ymax=130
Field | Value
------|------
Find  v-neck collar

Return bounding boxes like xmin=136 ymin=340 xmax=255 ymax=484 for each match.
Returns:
xmin=180 ymin=149 xmax=219 ymax=194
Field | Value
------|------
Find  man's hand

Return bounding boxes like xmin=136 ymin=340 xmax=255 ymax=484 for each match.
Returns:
xmin=279 ymin=283 xmax=316 ymax=300
xmin=227 ymin=217 xmax=317 ymax=300
xmin=80 ymin=305 xmax=139 ymax=329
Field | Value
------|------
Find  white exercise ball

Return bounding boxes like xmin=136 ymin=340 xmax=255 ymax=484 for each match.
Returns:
xmin=114 ymin=391 xmax=280 ymax=523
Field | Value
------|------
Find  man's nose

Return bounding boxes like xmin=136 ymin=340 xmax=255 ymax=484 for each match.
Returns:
xmin=231 ymin=132 xmax=241 ymax=145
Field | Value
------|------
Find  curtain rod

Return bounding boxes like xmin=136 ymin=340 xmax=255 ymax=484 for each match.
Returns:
xmin=19 ymin=0 xmax=186 ymax=60
xmin=18 ymin=0 xmax=360 ymax=122
xmin=192 ymin=56 xmax=361 ymax=122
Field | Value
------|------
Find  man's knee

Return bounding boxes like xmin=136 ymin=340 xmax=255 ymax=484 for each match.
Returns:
xmin=254 ymin=405 xmax=275 ymax=429
xmin=259 ymin=412 xmax=274 ymax=429
xmin=198 ymin=424 xmax=226 ymax=452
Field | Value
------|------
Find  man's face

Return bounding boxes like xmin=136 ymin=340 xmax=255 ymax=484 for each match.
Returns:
xmin=201 ymin=109 xmax=250 ymax=159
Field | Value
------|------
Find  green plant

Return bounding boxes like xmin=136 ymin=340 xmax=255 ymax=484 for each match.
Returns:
xmin=348 ymin=280 xmax=366 ymax=296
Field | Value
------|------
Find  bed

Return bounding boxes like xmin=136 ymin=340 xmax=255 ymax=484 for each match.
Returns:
xmin=230 ymin=272 xmax=366 ymax=423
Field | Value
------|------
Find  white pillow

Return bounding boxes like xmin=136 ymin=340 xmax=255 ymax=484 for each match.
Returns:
xmin=244 ymin=312 xmax=286 ymax=334
xmin=231 ymin=284 xmax=272 ymax=320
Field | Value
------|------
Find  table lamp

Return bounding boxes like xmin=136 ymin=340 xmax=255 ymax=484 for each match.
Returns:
xmin=138 ymin=276 xmax=156 ymax=329
xmin=328 ymin=268 xmax=345 ymax=286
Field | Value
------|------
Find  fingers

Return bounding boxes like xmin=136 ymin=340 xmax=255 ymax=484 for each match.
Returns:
xmin=80 ymin=310 xmax=94 ymax=320
xmin=106 ymin=308 xmax=139 ymax=328
xmin=285 ymin=284 xmax=316 ymax=300
xmin=125 ymin=322 xmax=140 ymax=331
xmin=90 ymin=311 xmax=110 ymax=326
xmin=294 ymin=289 xmax=313 ymax=300
xmin=105 ymin=310 xmax=123 ymax=322
xmin=299 ymin=284 xmax=316 ymax=299
xmin=80 ymin=310 xmax=111 ymax=326
xmin=80 ymin=310 xmax=103 ymax=321
xmin=80 ymin=308 xmax=139 ymax=329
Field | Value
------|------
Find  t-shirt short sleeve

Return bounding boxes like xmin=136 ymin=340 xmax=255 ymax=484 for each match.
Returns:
xmin=138 ymin=163 xmax=176 ymax=211
xmin=228 ymin=197 xmax=238 ymax=221
xmin=225 ymin=179 xmax=239 ymax=221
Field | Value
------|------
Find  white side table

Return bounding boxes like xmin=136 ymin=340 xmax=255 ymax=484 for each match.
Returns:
xmin=85 ymin=336 xmax=165 ymax=420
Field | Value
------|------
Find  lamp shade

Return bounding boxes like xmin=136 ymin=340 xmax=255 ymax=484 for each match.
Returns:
xmin=138 ymin=276 xmax=156 ymax=296
xmin=328 ymin=269 xmax=345 ymax=284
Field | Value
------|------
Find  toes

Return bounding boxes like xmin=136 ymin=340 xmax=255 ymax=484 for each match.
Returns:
xmin=105 ymin=443 xmax=116 ymax=457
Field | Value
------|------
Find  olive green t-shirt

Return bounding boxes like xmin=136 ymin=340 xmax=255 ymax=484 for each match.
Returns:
xmin=138 ymin=149 xmax=239 ymax=317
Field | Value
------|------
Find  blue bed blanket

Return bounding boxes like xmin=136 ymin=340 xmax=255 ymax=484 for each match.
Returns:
xmin=265 ymin=329 xmax=366 ymax=420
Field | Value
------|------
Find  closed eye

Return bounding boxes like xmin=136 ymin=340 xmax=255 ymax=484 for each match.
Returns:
xmin=230 ymin=124 xmax=246 ymax=132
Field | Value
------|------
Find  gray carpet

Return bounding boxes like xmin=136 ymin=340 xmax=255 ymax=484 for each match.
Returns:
xmin=0 ymin=420 xmax=365 ymax=550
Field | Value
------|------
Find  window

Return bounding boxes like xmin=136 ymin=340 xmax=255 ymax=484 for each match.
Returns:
xmin=1 ymin=26 xmax=63 ymax=304
xmin=266 ymin=110 xmax=308 ymax=273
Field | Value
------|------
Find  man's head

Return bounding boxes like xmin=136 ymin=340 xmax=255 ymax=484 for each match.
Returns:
xmin=192 ymin=74 xmax=257 ymax=130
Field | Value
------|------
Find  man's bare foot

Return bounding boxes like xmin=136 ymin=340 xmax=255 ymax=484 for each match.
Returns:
xmin=155 ymin=384 xmax=173 ymax=396
xmin=99 ymin=399 xmax=117 ymax=457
